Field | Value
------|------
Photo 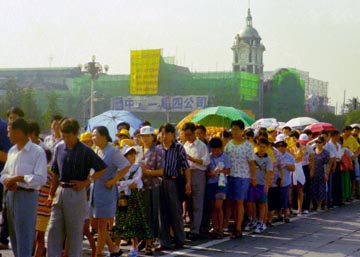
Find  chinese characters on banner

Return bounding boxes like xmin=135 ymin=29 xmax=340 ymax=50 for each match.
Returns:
xmin=130 ymin=49 xmax=161 ymax=95
xmin=111 ymin=95 xmax=208 ymax=112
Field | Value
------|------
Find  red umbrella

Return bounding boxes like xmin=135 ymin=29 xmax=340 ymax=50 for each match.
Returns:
xmin=304 ymin=122 xmax=337 ymax=133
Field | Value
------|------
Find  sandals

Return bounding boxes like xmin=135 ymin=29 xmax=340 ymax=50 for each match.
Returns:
xmin=230 ymin=230 xmax=242 ymax=239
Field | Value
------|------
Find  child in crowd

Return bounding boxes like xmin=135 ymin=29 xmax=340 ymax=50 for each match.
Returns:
xmin=113 ymin=144 xmax=150 ymax=257
xmin=34 ymin=149 xmax=53 ymax=257
xmin=245 ymin=138 xmax=273 ymax=233
xmin=274 ymin=134 xmax=295 ymax=223
xmin=206 ymin=138 xmax=231 ymax=239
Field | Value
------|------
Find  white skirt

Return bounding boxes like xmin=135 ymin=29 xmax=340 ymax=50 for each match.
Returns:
xmin=292 ymin=162 xmax=306 ymax=186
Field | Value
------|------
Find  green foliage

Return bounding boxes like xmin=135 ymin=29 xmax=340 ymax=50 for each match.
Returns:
xmin=263 ymin=69 xmax=305 ymax=121
xmin=0 ymin=78 xmax=25 ymax=117
xmin=345 ymin=109 xmax=360 ymax=126
xmin=309 ymin=112 xmax=346 ymax=130
xmin=40 ymin=92 xmax=63 ymax=132
xmin=345 ymin=97 xmax=360 ymax=113
xmin=21 ymin=87 xmax=40 ymax=120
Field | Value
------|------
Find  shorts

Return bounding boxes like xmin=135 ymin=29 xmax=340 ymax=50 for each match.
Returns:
xmin=227 ymin=177 xmax=250 ymax=201
xmin=279 ymin=185 xmax=290 ymax=209
xmin=247 ymin=185 xmax=267 ymax=203
xmin=267 ymin=187 xmax=281 ymax=211
xmin=206 ymin=183 xmax=227 ymax=201
xmin=36 ymin=215 xmax=50 ymax=232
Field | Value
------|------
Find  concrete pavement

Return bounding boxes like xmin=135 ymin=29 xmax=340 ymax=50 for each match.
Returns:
xmin=1 ymin=201 xmax=360 ymax=256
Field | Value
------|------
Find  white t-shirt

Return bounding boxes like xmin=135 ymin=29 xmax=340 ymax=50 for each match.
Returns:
xmin=224 ymin=140 xmax=255 ymax=178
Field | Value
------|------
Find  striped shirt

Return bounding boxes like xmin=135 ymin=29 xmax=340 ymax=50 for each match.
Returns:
xmin=159 ymin=142 xmax=190 ymax=177
xmin=37 ymin=166 xmax=54 ymax=217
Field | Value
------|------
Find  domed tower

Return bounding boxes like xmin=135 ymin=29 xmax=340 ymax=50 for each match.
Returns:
xmin=232 ymin=8 xmax=265 ymax=79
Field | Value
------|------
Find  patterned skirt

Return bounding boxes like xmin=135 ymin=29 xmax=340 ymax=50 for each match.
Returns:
xmin=113 ymin=189 xmax=151 ymax=240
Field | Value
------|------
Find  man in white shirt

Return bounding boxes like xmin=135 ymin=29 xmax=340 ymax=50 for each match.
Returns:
xmin=182 ymin=122 xmax=210 ymax=240
xmin=0 ymin=118 xmax=47 ymax=257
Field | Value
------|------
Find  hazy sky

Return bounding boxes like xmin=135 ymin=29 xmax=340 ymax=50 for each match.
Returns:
xmin=1 ymin=0 xmax=359 ymax=110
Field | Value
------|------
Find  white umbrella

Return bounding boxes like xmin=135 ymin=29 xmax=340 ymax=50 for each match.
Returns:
xmin=284 ymin=117 xmax=319 ymax=129
xmin=251 ymin=118 xmax=279 ymax=129
xmin=351 ymin=123 xmax=360 ymax=128
xmin=86 ymin=110 xmax=143 ymax=140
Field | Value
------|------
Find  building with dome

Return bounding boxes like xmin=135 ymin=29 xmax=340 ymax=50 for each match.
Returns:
xmin=231 ymin=8 xmax=265 ymax=80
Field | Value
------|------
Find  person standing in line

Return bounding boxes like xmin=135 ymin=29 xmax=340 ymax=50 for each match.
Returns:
xmin=158 ymin=123 xmax=191 ymax=250
xmin=182 ymin=122 xmax=210 ymax=241
xmin=43 ymin=115 xmax=63 ymax=153
xmin=224 ymin=120 xmax=256 ymax=239
xmin=137 ymin=126 xmax=164 ymax=255
xmin=46 ymin=118 xmax=107 ymax=257
xmin=91 ymin=126 xmax=130 ymax=256
xmin=0 ymin=107 xmax=24 ymax=250
xmin=0 ymin=118 xmax=47 ymax=257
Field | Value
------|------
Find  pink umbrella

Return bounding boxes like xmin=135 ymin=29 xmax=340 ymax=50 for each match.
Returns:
xmin=304 ymin=122 xmax=337 ymax=133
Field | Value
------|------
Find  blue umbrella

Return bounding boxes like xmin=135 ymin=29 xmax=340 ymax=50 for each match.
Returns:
xmin=86 ymin=110 xmax=142 ymax=140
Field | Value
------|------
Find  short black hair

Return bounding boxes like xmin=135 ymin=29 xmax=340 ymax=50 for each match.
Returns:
xmin=344 ymin=125 xmax=353 ymax=131
xmin=195 ymin=125 xmax=206 ymax=134
xmin=245 ymin=129 xmax=255 ymax=138
xmin=221 ymin=130 xmax=232 ymax=138
xmin=28 ymin=119 xmax=41 ymax=137
xmin=209 ymin=137 xmax=223 ymax=149
xmin=230 ymin=120 xmax=245 ymax=130
xmin=51 ymin=114 xmax=63 ymax=122
xmin=10 ymin=118 xmax=30 ymax=135
xmin=117 ymin=121 xmax=130 ymax=131
xmin=93 ymin=126 xmax=112 ymax=142
xmin=289 ymin=130 xmax=300 ymax=139
xmin=7 ymin=107 xmax=25 ymax=118
xmin=330 ymin=130 xmax=340 ymax=137
xmin=141 ymin=120 xmax=152 ymax=127
xmin=182 ymin=122 xmax=196 ymax=132
xmin=282 ymin=126 xmax=291 ymax=131
xmin=257 ymin=137 xmax=269 ymax=146
xmin=60 ymin=118 xmax=80 ymax=134
xmin=303 ymin=129 xmax=313 ymax=136
xmin=159 ymin=123 xmax=176 ymax=134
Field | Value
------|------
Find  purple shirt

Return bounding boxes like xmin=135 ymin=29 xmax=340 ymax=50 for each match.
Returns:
xmin=207 ymin=152 xmax=231 ymax=184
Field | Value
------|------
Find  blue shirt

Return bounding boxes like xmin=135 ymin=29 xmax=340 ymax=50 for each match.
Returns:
xmin=52 ymin=141 xmax=107 ymax=182
xmin=282 ymin=152 xmax=295 ymax=187
xmin=207 ymin=152 xmax=231 ymax=184
xmin=254 ymin=153 xmax=273 ymax=186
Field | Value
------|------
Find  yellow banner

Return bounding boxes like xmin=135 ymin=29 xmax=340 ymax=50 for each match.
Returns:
xmin=130 ymin=49 xmax=161 ymax=95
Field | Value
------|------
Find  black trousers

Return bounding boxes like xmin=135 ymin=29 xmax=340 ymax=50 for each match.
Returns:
xmin=159 ymin=178 xmax=185 ymax=247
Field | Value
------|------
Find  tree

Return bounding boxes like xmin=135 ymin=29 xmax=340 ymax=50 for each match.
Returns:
xmin=0 ymin=78 xmax=25 ymax=117
xmin=345 ymin=97 xmax=360 ymax=113
xmin=40 ymin=92 xmax=63 ymax=133
xmin=21 ymin=87 xmax=40 ymax=120
xmin=345 ymin=109 xmax=360 ymax=126
xmin=309 ymin=112 xmax=346 ymax=130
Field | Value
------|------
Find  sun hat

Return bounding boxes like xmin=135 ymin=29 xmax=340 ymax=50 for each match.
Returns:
xmin=80 ymin=132 xmax=92 ymax=142
xmin=140 ymin=126 xmax=155 ymax=135
xmin=121 ymin=143 xmax=137 ymax=156
xmin=274 ymin=134 xmax=287 ymax=145
xmin=119 ymin=139 xmax=134 ymax=149
xmin=298 ymin=133 xmax=309 ymax=145
xmin=116 ymin=129 xmax=130 ymax=139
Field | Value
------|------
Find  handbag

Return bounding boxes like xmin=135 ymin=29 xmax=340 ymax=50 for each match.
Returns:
xmin=117 ymin=166 xmax=139 ymax=208
xmin=340 ymin=154 xmax=353 ymax=172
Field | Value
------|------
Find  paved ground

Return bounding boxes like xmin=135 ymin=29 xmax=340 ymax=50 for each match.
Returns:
xmin=1 ymin=201 xmax=360 ymax=256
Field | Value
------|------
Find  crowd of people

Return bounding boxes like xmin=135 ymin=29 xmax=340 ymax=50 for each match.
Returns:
xmin=0 ymin=106 xmax=359 ymax=257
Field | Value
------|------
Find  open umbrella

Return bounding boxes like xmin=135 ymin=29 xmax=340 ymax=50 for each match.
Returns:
xmin=176 ymin=109 xmax=200 ymax=129
xmin=284 ymin=117 xmax=319 ymax=129
xmin=191 ymin=106 xmax=254 ymax=128
xmin=251 ymin=118 xmax=279 ymax=129
xmin=86 ymin=110 xmax=143 ymax=140
xmin=304 ymin=122 xmax=337 ymax=133
xmin=351 ymin=123 xmax=360 ymax=128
